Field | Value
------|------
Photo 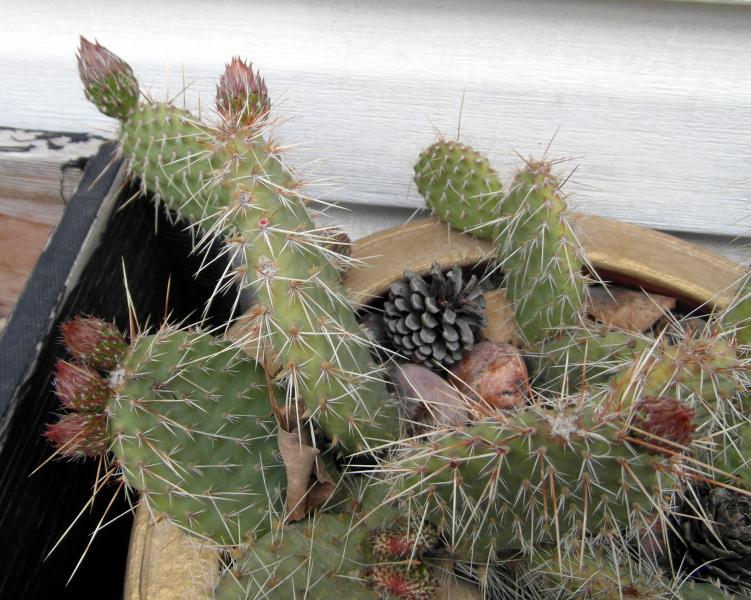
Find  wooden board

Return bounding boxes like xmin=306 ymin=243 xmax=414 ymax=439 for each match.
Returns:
xmin=0 ymin=128 xmax=103 ymax=317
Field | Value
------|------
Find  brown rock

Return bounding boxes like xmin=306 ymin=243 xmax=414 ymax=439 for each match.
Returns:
xmin=449 ymin=341 xmax=528 ymax=411
xmin=389 ymin=363 xmax=470 ymax=427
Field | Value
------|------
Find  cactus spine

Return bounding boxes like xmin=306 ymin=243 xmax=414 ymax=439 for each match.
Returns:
xmin=77 ymin=38 xmax=397 ymax=452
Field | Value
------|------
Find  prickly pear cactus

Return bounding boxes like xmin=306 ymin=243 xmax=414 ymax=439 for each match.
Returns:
xmin=48 ymin=319 xmax=287 ymax=546
xmin=414 ymin=140 xmax=503 ymax=239
xmin=76 ymin=38 xmax=398 ymax=452
xmin=213 ymin=514 xmax=378 ymax=600
xmin=110 ymin=327 xmax=285 ymax=546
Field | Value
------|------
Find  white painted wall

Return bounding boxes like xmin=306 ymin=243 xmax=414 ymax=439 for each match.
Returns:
xmin=3 ymin=0 xmax=751 ymax=239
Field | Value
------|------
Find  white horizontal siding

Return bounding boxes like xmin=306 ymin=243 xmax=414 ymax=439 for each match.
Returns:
xmin=2 ymin=0 xmax=751 ymax=237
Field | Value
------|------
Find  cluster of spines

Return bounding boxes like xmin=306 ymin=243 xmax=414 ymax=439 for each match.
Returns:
xmin=368 ymin=520 xmax=440 ymax=600
xmin=77 ymin=37 xmax=397 ymax=453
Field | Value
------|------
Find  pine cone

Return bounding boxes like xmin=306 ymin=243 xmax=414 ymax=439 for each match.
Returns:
xmin=383 ymin=263 xmax=486 ymax=367
xmin=672 ymin=485 xmax=751 ymax=592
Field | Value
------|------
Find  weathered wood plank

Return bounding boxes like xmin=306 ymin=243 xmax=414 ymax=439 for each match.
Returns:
xmin=0 ymin=128 xmax=103 ymax=317
xmin=0 ymin=214 xmax=54 ymax=317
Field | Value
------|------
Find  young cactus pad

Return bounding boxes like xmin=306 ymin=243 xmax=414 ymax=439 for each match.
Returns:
xmin=497 ymin=159 xmax=588 ymax=345
xmin=414 ymin=140 xmax=503 ymax=239
xmin=76 ymin=37 xmax=398 ymax=451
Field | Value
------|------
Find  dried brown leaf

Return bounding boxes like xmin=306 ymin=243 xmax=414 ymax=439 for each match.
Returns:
xmin=277 ymin=417 xmax=336 ymax=522
xmin=587 ymin=286 xmax=676 ymax=332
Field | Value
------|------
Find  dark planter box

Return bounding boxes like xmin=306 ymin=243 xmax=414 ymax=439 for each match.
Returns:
xmin=0 ymin=143 xmax=239 ymax=597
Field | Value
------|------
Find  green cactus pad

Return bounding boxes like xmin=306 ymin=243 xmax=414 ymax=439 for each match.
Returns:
xmin=722 ymin=271 xmax=751 ymax=348
xmin=385 ymin=404 xmax=674 ymax=562
xmin=498 ymin=159 xmax=588 ymax=345
xmin=532 ymin=327 xmax=651 ymax=393
xmin=80 ymin=41 xmax=398 ymax=452
xmin=213 ymin=514 xmax=379 ymax=599
xmin=414 ymin=140 xmax=503 ymax=239
xmin=109 ymin=327 xmax=285 ymax=546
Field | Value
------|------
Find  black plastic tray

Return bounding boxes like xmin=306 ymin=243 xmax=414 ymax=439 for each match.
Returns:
xmin=0 ymin=142 xmax=236 ymax=597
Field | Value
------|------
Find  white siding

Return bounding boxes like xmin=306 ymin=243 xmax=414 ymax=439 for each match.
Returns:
xmin=2 ymin=0 xmax=750 ymax=240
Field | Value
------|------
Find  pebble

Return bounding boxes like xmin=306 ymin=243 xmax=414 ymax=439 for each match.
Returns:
xmin=389 ymin=363 xmax=470 ymax=427
xmin=449 ymin=342 xmax=528 ymax=410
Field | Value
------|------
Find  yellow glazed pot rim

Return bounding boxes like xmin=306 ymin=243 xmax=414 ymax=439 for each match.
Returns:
xmin=125 ymin=214 xmax=747 ymax=600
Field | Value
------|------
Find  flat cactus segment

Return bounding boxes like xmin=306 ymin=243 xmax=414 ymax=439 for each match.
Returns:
xmin=119 ymin=102 xmax=226 ymax=228
xmin=498 ymin=159 xmax=588 ymax=345
xmin=211 ymin=131 xmax=399 ymax=451
xmin=385 ymin=405 xmax=671 ymax=562
xmin=414 ymin=140 xmax=503 ymax=240
xmin=213 ymin=514 xmax=379 ymax=599
xmin=109 ymin=328 xmax=285 ymax=546
xmin=79 ymin=39 xmax=398 ymax=452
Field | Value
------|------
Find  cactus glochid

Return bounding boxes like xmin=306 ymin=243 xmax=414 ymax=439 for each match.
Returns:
xmin=76 ymin=37 xmax=397 ymax=452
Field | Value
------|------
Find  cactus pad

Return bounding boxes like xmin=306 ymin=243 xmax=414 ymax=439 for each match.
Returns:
xmin=213 ymin=514 xmax=378 ymax=599
xmin=109 ymin=327 xmax=285 ymax=545
xmin=414 ymin=140 xmax=503 ymax=239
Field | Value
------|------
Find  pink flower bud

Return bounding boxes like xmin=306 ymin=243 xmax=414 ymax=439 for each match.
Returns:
xmin=632 ymin=395 xmax=695 ymax=452
xmin=45 ymin=413 xmax=108 ymax=458
xmin=54 ymin=360 xmax=112 ymax=412
xmin=216 ymin=57 xmax=270 ymax=126
xmin=60 ymin=316 xmax=127 ymax=370
xmin=77 ymin=36 xmax=139 ymax=119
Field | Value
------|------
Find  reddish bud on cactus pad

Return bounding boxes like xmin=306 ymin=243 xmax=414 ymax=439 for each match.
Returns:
xmin=77 ymin=36 xmax=139 ymax=119
xmin=371 ymin=521 xmax=439 ymax=559
xmin=60 ymin=316 xmax=126 ymax=369
xmin=369 ymin=563 xmax=437 ymax=600
xmin=216 ymin=57 xmax=270 ymax=126
xmin=45 ymin=413 xmax=108 ymax=457
xmin=54 ymin=360 xmax=112 ymax=412
xmin=632 ymin=395 xmax=695 ymax=452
